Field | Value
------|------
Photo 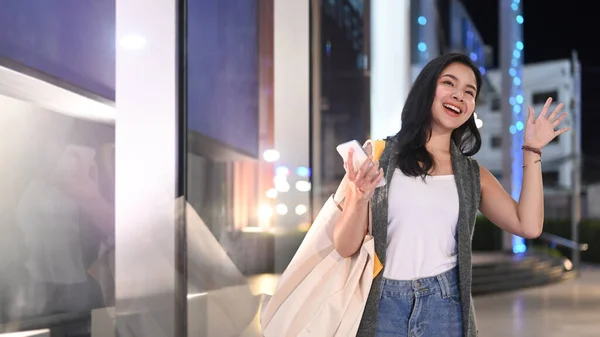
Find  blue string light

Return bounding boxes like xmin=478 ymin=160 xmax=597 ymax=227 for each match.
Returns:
xmin=509 ymin=0 xmax=526 ymax=254
xmin=417 ymin=12 xmax=429 ymax=66
xmin=516 ymin=15 xmax=524 ymax=24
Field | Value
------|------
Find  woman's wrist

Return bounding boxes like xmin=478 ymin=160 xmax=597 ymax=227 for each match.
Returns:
xmin=343 ymin=195 xmax=370 ymax=213
xmin=522 ymin=149 xmax=542 ymax=169
xmin=522 ymin=144 xmax=542 ymax=156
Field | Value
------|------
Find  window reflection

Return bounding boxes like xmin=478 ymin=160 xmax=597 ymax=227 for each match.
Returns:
xmin=181 ymin=1 xmax=370 ymax=336
xmin=185 ymin=0 xmax=276 ymax=334
xmin=0 ymin=95 xmax=114 ymax=333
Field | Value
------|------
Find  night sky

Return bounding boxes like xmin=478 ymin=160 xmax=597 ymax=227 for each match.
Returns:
xmin=461 ymin=0 xmax=599 ymax=157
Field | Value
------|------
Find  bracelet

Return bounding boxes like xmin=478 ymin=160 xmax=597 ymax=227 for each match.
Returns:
xmin=522 ymin=145 xmax=542 ymax=157
xmin=522 ymin=159 xmax=542 ymax=168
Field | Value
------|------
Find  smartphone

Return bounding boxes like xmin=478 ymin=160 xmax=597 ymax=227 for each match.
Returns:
xmin=336 ymin=140 xmax=386 ymax=187
xmin=336 ymin=140 xmax=371 ymax=172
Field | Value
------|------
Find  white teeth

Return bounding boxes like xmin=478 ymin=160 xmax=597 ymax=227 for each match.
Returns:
xmin=443 ymin=103 xmax=462 ymax=114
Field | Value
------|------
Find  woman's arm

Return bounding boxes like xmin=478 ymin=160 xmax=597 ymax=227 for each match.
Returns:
xmin=479 ymin=154 xmax=543 ymax=239
xmin=479 ymin=97 xmax=569 ymax=238
xmin=332 ymin=199 xmax=371 ymax=258
xmin=332 ymin=149 xmax=383 ymax=257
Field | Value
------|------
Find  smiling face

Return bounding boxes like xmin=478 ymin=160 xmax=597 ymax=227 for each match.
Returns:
xmin=430 ymin=62 xmax=478 ymax=134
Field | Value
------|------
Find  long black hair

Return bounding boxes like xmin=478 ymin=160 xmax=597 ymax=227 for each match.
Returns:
xmin=390 ymin=52 xmax=483 ymax=178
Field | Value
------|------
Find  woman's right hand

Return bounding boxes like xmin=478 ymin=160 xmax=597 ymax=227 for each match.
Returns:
xmin=344 ymin=148 xmax=384 ymax=206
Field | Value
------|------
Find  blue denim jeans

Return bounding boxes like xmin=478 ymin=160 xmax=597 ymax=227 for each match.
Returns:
xmin=375 ymin=267 xmax=463 ymax=337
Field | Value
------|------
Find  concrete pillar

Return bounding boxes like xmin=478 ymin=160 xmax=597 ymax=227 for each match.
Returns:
xmin=370 ymin=0 xmax=412 ymax=139
xmin=115 ymin=0 xmax=186 ymax=335
xmin=273 ymin=0 xmax=310 ymax=271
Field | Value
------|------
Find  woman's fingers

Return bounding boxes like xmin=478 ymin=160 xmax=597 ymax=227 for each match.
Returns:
xmin=345 ymin=151 xmax=383 ymax=200
xmin=367 ymin=161 xmax=380 ymax=183
xmin=355 ymin=155 xmax=374 ymax=186
xmin=552 ymin=112 xmax=567 ymax=127
xmin=547 ymin=102 xmax=564 ymax=121
xmin=347 ymin=149 xmax=356 ymax=181
xmin=355 ymin=164 xmax=383 ymax=197
xmin=366 ymin=168 xmax=384 ymax=190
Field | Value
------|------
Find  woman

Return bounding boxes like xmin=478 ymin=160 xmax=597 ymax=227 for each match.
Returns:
xmin=333 ymin=53 xmax=569 ymax=337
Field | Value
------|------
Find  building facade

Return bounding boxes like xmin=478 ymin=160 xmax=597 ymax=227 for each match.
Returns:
xmin=475 ymin=59 xmax=580 ymax=191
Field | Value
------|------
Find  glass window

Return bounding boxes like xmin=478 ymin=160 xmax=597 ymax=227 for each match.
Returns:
xmin=491 ymin=136 xmax=502 ymax=148
xmin=491 ymin=96 xmax=501 ymax=111
xmin=532 ymin=90 xmax=559 ymax=105
xmin=0 ymin=94 xmax=114 ymax=333
xmin=183 ymin=1 xmax=371 ymax=335
xmin=318 ymin=0 xmax=370 ymax=204
xmin=0 ymin=3 xmax=115 ymax=334
xmin=186 ymin=1 xmax=282 ymax=336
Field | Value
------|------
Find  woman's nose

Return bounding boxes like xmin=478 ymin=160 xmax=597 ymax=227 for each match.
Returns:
xmin=452 ymin=91 xmax=464 ymax=101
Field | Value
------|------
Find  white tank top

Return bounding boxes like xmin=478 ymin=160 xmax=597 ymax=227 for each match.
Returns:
xmin=383 ymin=168 xmax=460 ymax=280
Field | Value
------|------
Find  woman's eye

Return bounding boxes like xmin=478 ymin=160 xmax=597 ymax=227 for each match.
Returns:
xmin=443 ymin=80 xmax=453 ymax=86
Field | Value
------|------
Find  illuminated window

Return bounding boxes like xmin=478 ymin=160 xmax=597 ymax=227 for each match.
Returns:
xmin=532 ymin=90 xmax=559 ymax=105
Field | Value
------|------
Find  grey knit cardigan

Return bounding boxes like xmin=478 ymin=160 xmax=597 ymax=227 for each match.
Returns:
xmin=356 ymin=138 xmax=481 ymax=337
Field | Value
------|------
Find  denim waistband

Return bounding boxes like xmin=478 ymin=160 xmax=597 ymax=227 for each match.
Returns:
xmin=380 ymin=267 xmax=459 ymax=299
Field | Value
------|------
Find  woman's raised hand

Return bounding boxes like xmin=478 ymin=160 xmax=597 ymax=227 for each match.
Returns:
xmin=345 ymin=148 xmax=384 ymax=205
xmin=524 ymin=97 xmax=570 ymax=149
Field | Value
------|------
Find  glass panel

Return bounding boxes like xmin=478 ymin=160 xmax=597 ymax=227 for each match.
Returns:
xmin=0 ymin=94 xmax=115 ymax=334
xmin=317 ymin=0 xmax=370 ymax=205
xmin=185 ymin=1 xmax=264 ymax=336
xmin=0 ymin=1 xmax=115 ymax=100
xmin=185 ymin=1 xmax=312 ymax=336
xmin=183 ymin=0 xmax=370 ymax=335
